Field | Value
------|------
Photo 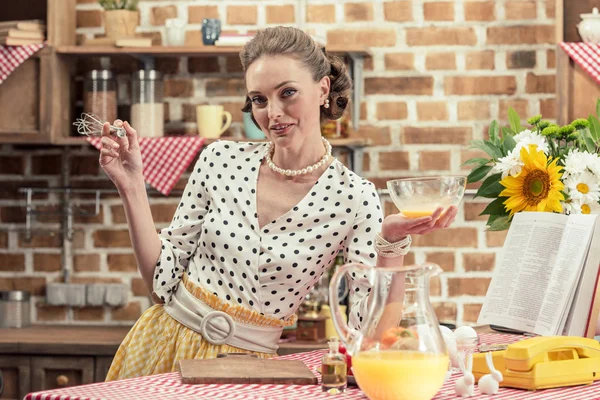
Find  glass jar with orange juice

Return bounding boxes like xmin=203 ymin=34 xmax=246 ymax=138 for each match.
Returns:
xmin=329 ymin=263 xmax=449 ymax=400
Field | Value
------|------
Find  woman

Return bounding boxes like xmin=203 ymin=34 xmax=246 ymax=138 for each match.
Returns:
xmin=100 ymin=26 xmax=458 ymax=380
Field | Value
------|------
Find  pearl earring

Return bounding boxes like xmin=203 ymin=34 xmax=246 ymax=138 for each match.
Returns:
xmin=324 ymin=99 xmax=330 ymax=109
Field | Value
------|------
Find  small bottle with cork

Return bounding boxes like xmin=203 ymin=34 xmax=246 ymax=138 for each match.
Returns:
xmin=321 ymin=337 xmax=347 ymax=393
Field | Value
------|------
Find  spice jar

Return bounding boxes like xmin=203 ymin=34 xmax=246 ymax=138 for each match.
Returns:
xmin=131 ymin=70 xmax=164 ymax=137
xmin=83 ymin=69 xmax=117 ymax=125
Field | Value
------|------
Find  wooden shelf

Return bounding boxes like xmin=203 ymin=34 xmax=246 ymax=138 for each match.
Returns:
xmin=56 ymin=45 xmax=370 ymax=57
xmin=56 ymin=135 xmax=370 ymax=148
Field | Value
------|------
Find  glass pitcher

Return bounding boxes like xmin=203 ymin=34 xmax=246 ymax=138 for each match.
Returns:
xmin=329 ymin=263 xmax=448 ymax=400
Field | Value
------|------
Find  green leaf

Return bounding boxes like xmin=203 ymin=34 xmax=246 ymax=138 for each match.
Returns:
xmin=480 ymin=197 xmax=508 ymax=216
xmin=467 ymin=164 xmax=493 ymax=184
xmin=469 ymin=140 xmax=503 ymax=159
xmin=584 ymin=132 xmax=596 ymax=153
xmin=508 ymin=107 xmax=522 ymax=134
xmin=501 ymin=126 xmax=514 ymax=137
xmin=488 ymin=121 xmax=500 ymax=145
xmin=487 ymin=215 xmax=511 ymax=231
xmin=596 ymin=99 xmax=600 ymax=118
xmin=461 ymin=157 xmax=490 ymax=167
xmin=502 ymin=134 xmax=516 ymax=154
xmin=475 ymin=173 xmax=504 ymax=199
xmin=588 ymin=115 xmax=600 ymax=143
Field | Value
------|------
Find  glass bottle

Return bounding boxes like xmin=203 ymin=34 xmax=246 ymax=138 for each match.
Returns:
xmin=321 ymin=337 xmax=347 ymax=393
xmin=131 ymin=70 xmax=164 ymax=137
xmin=83 ymin=69 xmax=117 ymax=125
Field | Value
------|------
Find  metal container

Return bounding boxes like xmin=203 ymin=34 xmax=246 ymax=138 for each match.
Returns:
xmin=0 ymin=291 xmax=31 ymax=328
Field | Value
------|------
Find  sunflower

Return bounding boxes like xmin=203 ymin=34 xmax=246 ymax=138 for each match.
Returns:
xmin=500 ymin=145 xmax=565 ymax=215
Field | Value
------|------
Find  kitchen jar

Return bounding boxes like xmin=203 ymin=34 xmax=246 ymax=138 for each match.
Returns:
xmin=0 ymin=290 xmax=31 ymax=328
xmin=578 ymin=7 xmax=600 ymax=43
xmin=131 ymin=70 xmax=164 ymax=137
xmin=83 ymin=69 xmax=117 ymax=125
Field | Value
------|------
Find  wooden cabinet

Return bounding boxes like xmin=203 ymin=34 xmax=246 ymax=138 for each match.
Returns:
xmin=31 ymin=356 xmax=95 ymax=392
xmin=0 ymin=356 xmax=30 ymax=400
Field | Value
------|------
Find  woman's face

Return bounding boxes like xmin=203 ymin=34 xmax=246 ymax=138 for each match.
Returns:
xmin=245 ymin=55 xmax=329 ymax=146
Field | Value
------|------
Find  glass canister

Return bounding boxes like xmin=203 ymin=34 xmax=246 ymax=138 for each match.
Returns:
xmin=83 ymin=69 xmax=117 ymax=125
xmin=131 ymin=70 xmax=164 ymax=137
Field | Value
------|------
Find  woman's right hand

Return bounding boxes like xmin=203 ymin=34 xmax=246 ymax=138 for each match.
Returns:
xmin=99 ymin=120 xmax=144 ymax=191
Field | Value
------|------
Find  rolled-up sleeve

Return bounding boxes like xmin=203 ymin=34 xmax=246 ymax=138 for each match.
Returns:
xmin=343 ymin=181 xmax=383 ymax=330
xmin=152 ymin=148 xmax=213 ymax=304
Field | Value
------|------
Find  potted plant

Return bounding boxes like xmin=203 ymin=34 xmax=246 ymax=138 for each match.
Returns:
xmin=99 ymin=0 xmax=139 ymax=39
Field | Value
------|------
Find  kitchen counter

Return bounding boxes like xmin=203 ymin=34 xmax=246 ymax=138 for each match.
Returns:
xmin=0 ymin=325 xmax=327 ymax=356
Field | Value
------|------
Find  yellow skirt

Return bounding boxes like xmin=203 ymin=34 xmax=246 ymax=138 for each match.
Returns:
xmin=106 ymin=275 xmax=296 ymax=381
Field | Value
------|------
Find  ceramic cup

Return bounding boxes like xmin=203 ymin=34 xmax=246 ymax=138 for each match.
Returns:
xmin=196 ymin=105 xmax=232 ymax=138
xmin=243 ymin=112 xmax=265 ymax=139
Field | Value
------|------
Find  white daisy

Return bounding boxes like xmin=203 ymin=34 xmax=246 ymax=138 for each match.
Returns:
xmin=584 ymin=151 xmax=600 ymax=178
xmin=564 ymin=198 xmax=594 ymax=215
xmin=564 ymin=171 xmax=600 ymax=204
xmin=563 ymin=149 xmax=589 ymax=178
xmin=492 ymin=148 xmax=523 ymax=178
xmin=513 ymin=129 xmax=550 ymax=155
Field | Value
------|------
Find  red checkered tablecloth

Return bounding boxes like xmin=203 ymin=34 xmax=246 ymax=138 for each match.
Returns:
xmin=0 ymin=43 xmax=45 ymax=84
xmin=87 ymin=136 xmax=206 ymax=196
xmin=560 ymin=42 xmax=600 ymax=85
xmin=24 ymin=333 xmax=600 ymax=400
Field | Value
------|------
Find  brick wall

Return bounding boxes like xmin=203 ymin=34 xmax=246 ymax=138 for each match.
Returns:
xmin=0 ymin=0 xmax=556 ymax=326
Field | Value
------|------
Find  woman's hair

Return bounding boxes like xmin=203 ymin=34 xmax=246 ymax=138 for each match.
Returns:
xmin=240 ymin=26 xmax=352 ymax=124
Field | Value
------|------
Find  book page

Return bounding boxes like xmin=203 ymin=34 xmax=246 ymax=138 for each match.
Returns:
xmin=534 ymin=214 xmax=597 ymax=336
xmin=478 ymin=212 xmax=567 ymax=333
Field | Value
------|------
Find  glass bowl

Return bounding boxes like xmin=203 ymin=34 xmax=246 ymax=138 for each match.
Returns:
xmin=387 ymin=176 xmax=467 ymax=218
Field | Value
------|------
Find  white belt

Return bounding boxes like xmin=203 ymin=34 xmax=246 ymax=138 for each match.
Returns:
xmin=163 ymin=283 xmax=282 ymax=354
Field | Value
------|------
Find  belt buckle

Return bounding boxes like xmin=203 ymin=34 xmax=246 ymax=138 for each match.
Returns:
xmin=200 ymin=310 xmax=236 ymax=345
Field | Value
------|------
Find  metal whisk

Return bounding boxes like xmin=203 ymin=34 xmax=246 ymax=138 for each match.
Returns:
xmin=73 ymin=113 xmax=126 ymax=138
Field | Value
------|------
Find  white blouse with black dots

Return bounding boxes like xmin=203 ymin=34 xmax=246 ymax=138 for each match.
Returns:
xmin=153 ymin=140 xmax=384 ymax=330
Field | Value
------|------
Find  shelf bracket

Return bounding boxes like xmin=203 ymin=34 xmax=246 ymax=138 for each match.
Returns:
xmin=347 ymin=53 xmax=364 ymax=131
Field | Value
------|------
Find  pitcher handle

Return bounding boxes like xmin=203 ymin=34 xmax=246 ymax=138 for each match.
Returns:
xmin=329 ymin=262 xmax=374 ymax=353
xmin=220 ymin=111 xmax=232 ymax=135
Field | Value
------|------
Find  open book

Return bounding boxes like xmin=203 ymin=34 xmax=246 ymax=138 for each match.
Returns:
xmin=478 ymin=212 xmax=600 ymax=338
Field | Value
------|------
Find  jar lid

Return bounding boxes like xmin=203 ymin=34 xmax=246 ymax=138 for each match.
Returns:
xmin=581 ymin=7 xmax=600 ymax=19
xmin=0 ymin=290 xmax=30 ymax=301
xmin=86 ymin=69 xmax=114 ymax=80
xmin=133 ymin=69 xmax=162 ymax=80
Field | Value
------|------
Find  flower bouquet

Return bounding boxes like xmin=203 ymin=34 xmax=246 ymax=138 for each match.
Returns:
xmin=464 ymin=102 xmax=600 ymax=231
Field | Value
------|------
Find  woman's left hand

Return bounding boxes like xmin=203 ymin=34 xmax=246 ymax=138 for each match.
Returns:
xmin=380 ymin=206 xmax=458 ymax=243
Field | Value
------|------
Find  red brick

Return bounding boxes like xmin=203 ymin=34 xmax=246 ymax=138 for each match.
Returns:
xmin=111 ymin=301 xmax=142 ymax=321
xmin=19 ymin=233 xmax=61 ymax=248
xmin=426 ymin=252 xmax=456 ymax=272
xmin=419 ymin=151 xmax=450 ymax=171
xmin=413 ymin=228 xmax=479 ymax=248
xmin=366 ymin=77 xmax=433 ymax=95
xmin=424 ymin=2 xmax=454 ymax=21
xmin=132 ymin=278 xmax=150 ymax=297
xmin=31 ymin=155 xmax=61 ymax=175
xmin=150 ymin=6 xmax=177 ymax=26
xmin=0 ymin=253 xmax=25 ymax=272
xmin=73 ymin=307 xmax=105 ymax=321
xmin=434 ymin=302 xmax=457 ymax=322
xmin=430 ymin=276 xmax=442 ymax=296
xmin=70 ymin=155 xmax=99 ymax=176
xmin=463 ymin=303 xmax=483 ymax=323
xmin=0 ymin=206 xmax=26 ymax=224
xmin=458 ymin=101 xmax=491 ymax=120
xmin=188 ymin=5 xmax=219 ymax=23
xmin=307 ymin=4 xmax=335 ymax=23
xmin=36 ymin=303 xmax=67 ymax=322
xmin=406 ymin=27 xmax=476 ymax=46
xmin=426 ymin=53 xmax=456 ymax=70
xmin=547 ymin=49 xmax=556 ymax=69
xmin=486 ymin=230 xmax=508 ymax=247
xmin=33 ymin=253 xmax=61 ymax=272
xmin=71 ymin=277 xmax=123 ymax=284
xmin=499 ymin=99 xmax=529 ymax=120
xmin=0 ymin=232 xmax=6 ymax=248
xmin=461 ymin=149 xmax=488 ymax=170
xmin=0 ymin=277 xmax=46 ymax=296
xmin=93 ymin=230 xmax=131 ymax=248
xmin=376 ymin=102 xmax=408 ymax=120
xmin=73 ymin=254 xmax=100 ymax=272
xmin=205 ymin=78 xmax=246 ymax=97
xmin=526 ymin=73 xmax=555 ymax=93
xmin=150 ymin=204 xmax=178 ymax=224
xmin=345 ymin=3 xmax=373 ymax=22
xmin=225 ymin=55 xmax=243 ymax=73
xmin=505 ymin=1 xmax=537 ymax=19
xmin=464 ymin=1 xmax=495 ymax=21
xmin=466 ymin=51 xmax=495 ymax=70
xmin=487 ymin=26 xmax=554 ymax=45
xmin=357 ymin=125 xmax=391 ymax=146
xmin=445 ymin=76 xmax=517 ymax=95
xmin=327 ymin=29 xmax=396 ymax=47
xmin=448 ymin=278 xmax=491 ymax=296
xmin=107 ymin=253 xmax=138 ymax=272
xmin=403 ymin=127 xmax=472 ymax=145
xmin=222 ymin=102 xmax=245 ymax=124
xmin=164 ymin=79 xmax=194 ymax=98
xmin=540 ymin=98 xmax=556 ymax=119
xmin=227 ymin=6 xmax=257 ymax=25
xmin=266 ymin=5 xmax=295 ymax=24
xmin=507 ymin=50 xmax=537 ymax=69
xmin=384 ymin=1 xmax=413 ymax=21
xmin=463 ymin=253 xmax=496 ymax=272
xmin=0 ymin=180 xmax=48 ymax=200
xmin=464 ymin=202 xmax=489 ymax=221
xmin=379 ymin=151 xmax=410 ymax=171
xmin=0 ymin=156 xmax=25 ymax=174
xmin=362 ymin=152 xmax=370 ymax=173
xmin=546 ymin=0 xmax=555 ymax=18
xmin=417 ymin=102 xmax=448 ymax=121
xmin=384 ymin=53 xmax=414 ymax=70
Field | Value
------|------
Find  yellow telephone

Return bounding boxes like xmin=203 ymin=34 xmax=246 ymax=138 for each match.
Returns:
xmin=472 ymin=336 xmax=600 ymax=390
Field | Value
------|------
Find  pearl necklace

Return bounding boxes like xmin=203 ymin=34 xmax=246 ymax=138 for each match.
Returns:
xmin=265 ymin=137 xmax=332 ymax=177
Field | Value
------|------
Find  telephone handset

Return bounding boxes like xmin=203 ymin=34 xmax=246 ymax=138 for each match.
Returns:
xmin=472 ymin=336 xmax=600 ymax=390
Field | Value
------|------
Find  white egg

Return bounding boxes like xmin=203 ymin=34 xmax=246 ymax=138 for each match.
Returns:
xmin=454 ymin=325 xmax=478 ymax=340
xmin=439 ymin=325 xmax=455 ymax=339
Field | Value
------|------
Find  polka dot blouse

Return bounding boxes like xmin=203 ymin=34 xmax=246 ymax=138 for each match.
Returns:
xmin=153 ymin=140 xmax=384 ymax=329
